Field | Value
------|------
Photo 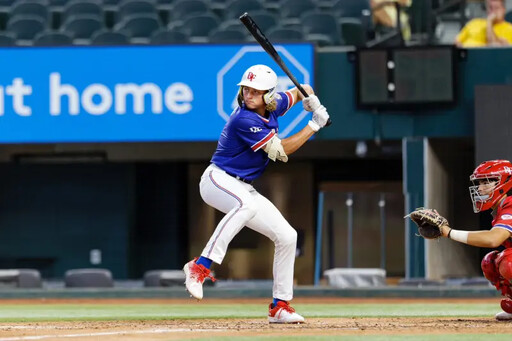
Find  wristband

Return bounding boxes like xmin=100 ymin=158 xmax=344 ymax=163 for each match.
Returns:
xmin=308 ymin=120 xmax=320 ymax=132
xmin=448 ymin=229 xmax=469 ymax=244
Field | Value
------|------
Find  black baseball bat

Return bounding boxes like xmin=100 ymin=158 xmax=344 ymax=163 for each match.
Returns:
xmin=239 ymin=12 xmax=332 ymax=127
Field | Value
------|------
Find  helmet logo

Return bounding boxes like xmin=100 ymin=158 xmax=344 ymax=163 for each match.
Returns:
xmin=247 ymin=72 xmax=256 ymax=81
xmin=505 ymin=166 xmax=512 ymax=175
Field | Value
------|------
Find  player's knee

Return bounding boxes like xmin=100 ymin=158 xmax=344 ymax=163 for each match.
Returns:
xmin=497 ymin=249 xmax=512 ymax=282
xmin=240 ymin=200 xmax=258 ymax=220
xmin=277 ymin=228 xmax=297 ymax=247
xmin=481 ymin=250 xmax=500 ymax=284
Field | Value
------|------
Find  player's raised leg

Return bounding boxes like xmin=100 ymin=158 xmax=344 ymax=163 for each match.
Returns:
xmin=184 ymin=165 xmax=257 ymax=300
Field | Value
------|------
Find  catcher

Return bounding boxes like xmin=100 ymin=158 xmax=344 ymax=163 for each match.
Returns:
xmin=407 ymin=159 xmax=512 ymax=321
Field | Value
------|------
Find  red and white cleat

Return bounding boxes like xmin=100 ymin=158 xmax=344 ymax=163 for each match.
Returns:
xmin=268 ymin=301 xmax=305 ymax=324
xmin=183 ymin=258 xmax=216 ymax=300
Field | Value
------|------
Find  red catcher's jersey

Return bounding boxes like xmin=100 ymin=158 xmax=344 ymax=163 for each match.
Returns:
xmin=492 ymin=196 xmax=512 ymax=248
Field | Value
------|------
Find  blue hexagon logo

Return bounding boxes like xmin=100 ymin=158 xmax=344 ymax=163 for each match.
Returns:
xmin=217 ymin=45 xmax=313 ymax=138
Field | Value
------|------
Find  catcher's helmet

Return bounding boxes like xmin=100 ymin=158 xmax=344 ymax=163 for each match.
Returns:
xmin=237 ymin=64 xmax=277 ymax=105
xmin=469 ymin=159 xmax=512 ymax=213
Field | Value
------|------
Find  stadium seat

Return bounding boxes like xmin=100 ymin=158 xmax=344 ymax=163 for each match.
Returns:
xmin=61 ymin=14 xmax=103 ymax=39
xmin=177 ymin=12 xmax=219 ymax=43
xmin=266 ymin=27 xmax=304 ymax=42
xmin=0 ymin=32 xmax=15 ymax=46
xmin=208 ymin=28 xmax=246 ymax=43
xmin=11 ymin=1 xmax=50 ymax=22
xmin=281 ymin=0 xmax=315 ymax=21
xmin=115 ymin=0 xmax=158 ymax=23
xmin=115 ymin=13 xmax=161 ymax=40
xmin=340 ymin=17 xmax=366 ymax=47
xmin=48 ymin=0 xmax=70 ymax=9
xmin=156 ymin=0 xmax=175 ymax=10
xmin=332 ymin=0 xmax=371 ymax=17
xmin=150 ymin=28 xmax=188 ymax=44
xmin=7 ymin=15 xmax=46 ymax=40
xmin=224 ymin=0 xmax=264 ymax=19
xmin=62 ymin=1 xmax=103 ymax=24
xmin=0 ymin=0 xmax=14 ymax=8
xmin=247 ymin=11 xmax=277 ymax=33
xmin=301 ymin=12 xmax=341 ymax=45
xmin=168 ymin=0 xmax=209 ymax=23
xmin=91 ymin=28 xmax=129 ymax=45
xmin=64 ymin=268 xmax=114 ymax=288
xmin=33 ymin=30 xmax=73 ymax=45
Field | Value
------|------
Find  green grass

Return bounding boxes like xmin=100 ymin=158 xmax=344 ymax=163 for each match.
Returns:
xmin=0 ymin=303 xmax=501 ymax=321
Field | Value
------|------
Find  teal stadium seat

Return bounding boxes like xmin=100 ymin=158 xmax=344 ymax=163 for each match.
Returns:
xmin=208 ymin=28 xmax=246 ymax=43
xmin=247 ymin=10 xmax=278 ymax=33
xmin=62 ymin=1 xmax=103 ymax=24
xmin=115 ymin=0 xmax=158 ymax=23
xmin=0 ymin=32 xmax=15 ymax=46
xmin=224 ymin=0 xmax=264 ymax=19
xmin=506 ymin=10 xmax=512 ymax=23
xmin=33 ymin=30 xmax=73 ymax=46
xmin=281 ymin=0 xmax=315 ymax=23
xmin=91 ymin=29 xmax=130 ymax=45
xmin=61 ymin=14 xmax=103 ymax=39
xmin=7 ymin=15 xmax=46 ymax=40
xmin=176 ymin=12 xmax=219 ymax=42
xmin=168 ymin=0 xmax=209 ymax=23
xmin=11 ymin=1 xmax=49 ymax=22
xmin=115 ymin=13 xmax=161 ymax=40
xmin=301 ymin=12 xmax=342 ymax=46
xmin=266 ymin=27 xmax=304 ymax=42
xmin=332 ymin=0 xmax=371 ymax=17
xmin=150 ymin=28 xmax=188 ymax=44
xmin=340 ymin=17 xmax=366 ymax=47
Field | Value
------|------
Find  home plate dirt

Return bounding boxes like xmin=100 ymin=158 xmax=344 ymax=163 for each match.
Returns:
xmin=1 ymin=318 xmax=511 ymax=340
xmin=0 ymin=298 xmax=511 ymax=340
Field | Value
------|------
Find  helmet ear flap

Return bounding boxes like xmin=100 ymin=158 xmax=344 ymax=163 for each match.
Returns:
xmin=264 ymin=87 xmax=276 ymax=104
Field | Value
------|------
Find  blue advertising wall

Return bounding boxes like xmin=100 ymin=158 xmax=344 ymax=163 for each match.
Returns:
xmin=0 ymin=44 xmax=314 ymax=143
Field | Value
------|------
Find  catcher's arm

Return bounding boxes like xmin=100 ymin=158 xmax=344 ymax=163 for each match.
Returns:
xmin=441 ymin=225 xmax=510 ymax=248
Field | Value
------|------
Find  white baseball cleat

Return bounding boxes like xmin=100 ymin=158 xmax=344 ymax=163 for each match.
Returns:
xmin=268 ymin=301 xmax=305 ymax=324
xmin=495 ymin=311 xmax=512 ymax=321
xmin=183 ymin=258 xmax=215 ymax=300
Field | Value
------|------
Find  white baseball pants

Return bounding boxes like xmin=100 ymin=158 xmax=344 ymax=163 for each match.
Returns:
xmin=199 ymin=163 xmax=297 ymax=301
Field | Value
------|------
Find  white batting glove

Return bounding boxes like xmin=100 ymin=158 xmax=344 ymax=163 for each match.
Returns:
xmin=302 ymin=94 xmax=321 ymax=112
xmin=308 ymin=105 xmax=329 ymax=132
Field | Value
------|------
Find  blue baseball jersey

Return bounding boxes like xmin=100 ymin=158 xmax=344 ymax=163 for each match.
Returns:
xmin=211 ymin=91 xmax=294 ymax=181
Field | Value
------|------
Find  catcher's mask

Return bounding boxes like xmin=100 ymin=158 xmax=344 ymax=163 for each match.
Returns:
xmin=469 ymin=159 xmax=512 ymax=213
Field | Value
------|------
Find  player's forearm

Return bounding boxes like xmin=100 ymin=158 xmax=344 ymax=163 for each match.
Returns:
xmin=442 ymin=225 xmax=508 ymax=248
xmin=281 ymin=125 xmax=316 ymax=155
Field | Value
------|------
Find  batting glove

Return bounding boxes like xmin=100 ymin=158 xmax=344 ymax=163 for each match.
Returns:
xmin=308 ymin=105 xmax=329 ymax=132
xmin=302 ymin=94 xmax=321 ymax=112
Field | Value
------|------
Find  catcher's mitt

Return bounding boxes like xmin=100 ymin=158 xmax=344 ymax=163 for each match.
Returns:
xmin=404 ymin=208 xmax=449 ymax=240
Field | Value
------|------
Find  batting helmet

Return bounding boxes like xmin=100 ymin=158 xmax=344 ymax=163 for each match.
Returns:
xmin=237 ymin=64 xmax=278 ymax=105
xmin=469 ymin=160 xmax=512 ymax=213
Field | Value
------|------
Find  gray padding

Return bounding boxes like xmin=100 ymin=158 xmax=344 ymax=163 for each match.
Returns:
xmin=0 ymin=269 xmax=42 ymax=288
xmin=64 ymin=268 xmax=114 ymax=288
xmin=144 ymin=270 xmax=185 ymax=287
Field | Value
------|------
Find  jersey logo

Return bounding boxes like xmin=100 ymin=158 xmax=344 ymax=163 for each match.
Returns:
xmin=250 ymin=127 xmax=262 ymax=133
xmin=501 ymin=214 xmax=512 ymax=220
xmin=274 ymin=93 xmax=282 ymax=100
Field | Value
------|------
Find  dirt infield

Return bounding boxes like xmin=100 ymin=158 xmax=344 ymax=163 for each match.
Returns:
xmin=0 ymin=298 xmax=511 ymax=340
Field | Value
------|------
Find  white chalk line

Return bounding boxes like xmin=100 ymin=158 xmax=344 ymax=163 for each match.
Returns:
xmin=0 ymin=328 xmax=224 ymax=340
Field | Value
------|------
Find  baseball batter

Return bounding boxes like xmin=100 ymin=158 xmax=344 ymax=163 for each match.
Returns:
xmin=435 ymin=160 xmax=512 ymax=320
xmin=183 ymin=64 xmax=330 ymax=324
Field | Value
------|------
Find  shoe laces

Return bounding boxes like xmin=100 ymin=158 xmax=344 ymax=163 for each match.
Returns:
xmin=191 ymin=262 xmax=216 ymax=283
xmin=277 ymin=301 xmax=295 ymax=313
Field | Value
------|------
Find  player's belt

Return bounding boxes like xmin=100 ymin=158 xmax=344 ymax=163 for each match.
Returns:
xmin=225 ymin=171 xmax=253 ymax=184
